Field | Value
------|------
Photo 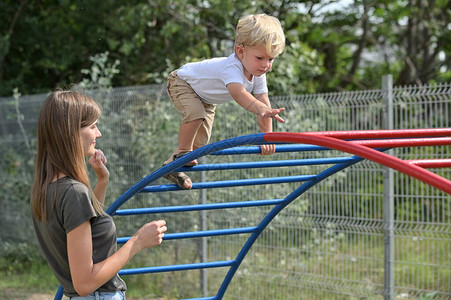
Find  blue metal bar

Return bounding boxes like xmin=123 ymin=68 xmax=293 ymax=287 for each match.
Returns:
xmin=53 ymin=131 xmax=394 ymax=300
xmin=182 ymin=297 xmax=216 ymax=300
xmin=181 ymin=297 xmax=216 ymax=300
xmin=54 ymin=287 xmax=63 ymax=300
xmin=106 ymin=134 xmax=267 ymax=215
xmin=115 ymin=198 xmax=285 ymax=215
xmin=119 ymin=260 xmax=235 ymax=275
xmin=210 ymin=144 xmax=330 ymax=155
xmin=141 ymin=175 xmax=316 ymax=192
xmin=54 ymin=134 xmax=267 ymax=299
xmin=176 ymin=156 xmax=355 ymax=172
xmin=215 ymin=155 xmax=365 ymax=298
xmin=117 ymin=226 xmax=257 ymax=244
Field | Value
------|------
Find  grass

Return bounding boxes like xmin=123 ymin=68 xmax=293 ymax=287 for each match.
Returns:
xmin=0 ymin=256 xmax=60 ymax=299
xmin=1 ymin=237 xmax=448 ymax=300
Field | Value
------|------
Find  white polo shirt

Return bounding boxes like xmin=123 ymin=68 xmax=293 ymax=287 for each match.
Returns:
xmin=176 ymin=53 xmax=268 ymax=104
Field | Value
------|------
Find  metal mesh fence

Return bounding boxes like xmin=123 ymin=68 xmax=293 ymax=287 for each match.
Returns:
xmin=0 ymin=80 xmax=449 ymax=299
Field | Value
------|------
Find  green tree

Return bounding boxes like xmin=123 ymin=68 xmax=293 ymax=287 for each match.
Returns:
xmin=0 ymin=0 xmax=449 ymax=97
xmin=298 ymin=0 xmax=450 ymax=90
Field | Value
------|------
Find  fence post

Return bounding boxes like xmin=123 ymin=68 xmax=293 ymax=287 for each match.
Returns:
xmin=382 ymin=74 xmax=394 ymax=300
xmin=198 ymin=156 xmax=208 ymax=297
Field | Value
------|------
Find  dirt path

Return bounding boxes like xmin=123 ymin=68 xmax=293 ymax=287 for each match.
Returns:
xmin=1 ymin=289 xmax=55 ymax=300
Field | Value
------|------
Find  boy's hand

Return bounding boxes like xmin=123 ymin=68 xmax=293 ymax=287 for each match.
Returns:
xmin=261 ymin=107 xmax=285 ymax=123
xmin=259 ymin=144 xmax=276 ymax=155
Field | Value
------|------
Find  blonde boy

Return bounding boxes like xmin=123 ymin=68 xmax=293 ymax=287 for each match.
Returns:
xmin=164 ymin=14 xmax=286 ymax=189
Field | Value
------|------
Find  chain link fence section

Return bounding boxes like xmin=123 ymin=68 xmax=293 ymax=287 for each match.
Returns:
xmin=0 ymin=80 xmax=449 ymax=299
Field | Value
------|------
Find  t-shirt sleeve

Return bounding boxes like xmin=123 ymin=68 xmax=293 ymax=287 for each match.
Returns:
xmin=222 ymin=63 xmax=245 ymax=86
xmin=62 ymin=183 xmax=97 ymax=234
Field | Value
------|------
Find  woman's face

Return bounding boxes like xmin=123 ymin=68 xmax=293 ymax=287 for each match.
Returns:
xmin=80 ymin=119 xmax=101 ymax=156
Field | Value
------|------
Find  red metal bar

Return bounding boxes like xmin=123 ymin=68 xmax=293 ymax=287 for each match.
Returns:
xmin=299 ymin=128 xmax=451 ymax=139
xmin=350 ymin=137 xmax=451 ymax=148
xmin=264 ymin=132 xmax=451 ymax=195
xmin=407 ymin=159 xmax=451 ymax=168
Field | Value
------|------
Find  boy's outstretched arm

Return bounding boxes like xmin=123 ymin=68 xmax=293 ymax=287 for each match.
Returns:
xmin=227 ymin=83 xmax=285 ymax=122
xmin=228 ymin=83 xmax=285 ymax=155
xmin=256 ymin=93 xmax=275 ymax=155
xmin=254 ymin=93 xmax=283 ymax=132
xmin=254 ymin=93 xmax=284 ymax=155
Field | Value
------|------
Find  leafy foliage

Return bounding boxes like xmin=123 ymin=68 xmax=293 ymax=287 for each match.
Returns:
xmin=0 ymin=0 xmax=449 ymax=97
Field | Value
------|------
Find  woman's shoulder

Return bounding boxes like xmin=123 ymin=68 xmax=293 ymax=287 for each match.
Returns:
xmin=52 ymin=177 xmax=89 ymax=195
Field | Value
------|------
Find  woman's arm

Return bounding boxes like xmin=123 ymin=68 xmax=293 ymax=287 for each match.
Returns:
xmin=67 ymin=219 xmax=167 ymax=296
xmin=88 ymin=149 xmax=109 ymax=205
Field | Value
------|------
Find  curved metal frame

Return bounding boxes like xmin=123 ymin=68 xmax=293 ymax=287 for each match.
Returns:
xmin=54 ymin=129 xmax=451 ymax=300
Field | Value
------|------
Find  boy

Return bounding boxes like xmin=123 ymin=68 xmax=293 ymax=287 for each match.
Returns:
xmin=164 ymin=13 xmax=286 ymax=189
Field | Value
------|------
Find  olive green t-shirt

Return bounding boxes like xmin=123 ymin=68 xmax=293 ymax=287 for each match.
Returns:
xmin=32 ymin=177 xmax=126 ymax=297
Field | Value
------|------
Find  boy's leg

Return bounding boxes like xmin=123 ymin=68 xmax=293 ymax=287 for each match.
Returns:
xmin=178 ymin=118 xmax=203 ymax=152
xmin=166 ymin=118 xmax=203 ymax=164
xmin=193 ymin=103 xmax=216 ymax=151
xmin=163 ymin=120 xmax=200 ymax=189
xmin=165 ymin=70 xmax=206 ymax=163
xmin=164 ymin=70 xmax=205 ymax=189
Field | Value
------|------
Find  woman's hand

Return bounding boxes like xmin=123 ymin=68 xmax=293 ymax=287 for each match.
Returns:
xmin=89 ymin=149 xmax=109 ymax=180
xmin=89 ymin=149 xmax=109 ymax=204
xmin=134 ymin=220 xmax=167 ymax=251
xmin=68 ymin=219 xmax=167 ymax=296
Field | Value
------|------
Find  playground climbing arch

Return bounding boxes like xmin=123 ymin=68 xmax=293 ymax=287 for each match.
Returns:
xmin=55 ymin=128 xmax=451 ymax=300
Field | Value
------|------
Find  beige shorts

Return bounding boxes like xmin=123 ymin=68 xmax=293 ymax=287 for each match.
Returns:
xmin=167 ymin=70 xmax=216 ymax=148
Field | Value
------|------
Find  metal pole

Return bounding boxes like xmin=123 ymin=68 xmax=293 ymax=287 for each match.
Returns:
xmin=382 ymin=74 xmax=394 ymax=300
xmin=198 ymin=156 xmax=208 ymax=297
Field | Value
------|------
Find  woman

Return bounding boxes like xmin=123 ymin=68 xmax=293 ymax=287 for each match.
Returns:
xmin=31 ymin=90 xmax=167 ymax=299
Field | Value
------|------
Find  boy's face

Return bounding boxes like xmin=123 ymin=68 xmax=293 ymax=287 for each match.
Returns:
xmin=236 ymin=44 xmax=275 ymax=80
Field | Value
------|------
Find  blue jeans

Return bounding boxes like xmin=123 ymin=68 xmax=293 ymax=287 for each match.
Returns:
xmin=69 ymin=291 xmax=125 ymax=300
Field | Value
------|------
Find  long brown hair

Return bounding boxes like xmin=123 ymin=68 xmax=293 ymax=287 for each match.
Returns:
xmin=31 ymin=90 xmax=104 ymax=221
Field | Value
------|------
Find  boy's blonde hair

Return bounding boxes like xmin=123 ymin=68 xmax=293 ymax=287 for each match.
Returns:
xmin=235 ymin=14 xmax=285 ymax=57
